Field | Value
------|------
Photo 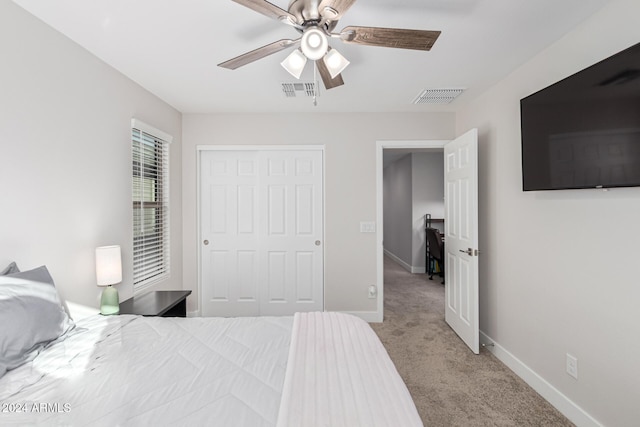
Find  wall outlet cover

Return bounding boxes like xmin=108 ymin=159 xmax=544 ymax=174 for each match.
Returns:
xmin=566 ymin=353 xmax=578 ymax=380
xmin=368 ymin=285 xmax=377 ymax=298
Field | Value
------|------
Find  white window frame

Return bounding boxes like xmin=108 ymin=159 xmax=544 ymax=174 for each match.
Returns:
xmin=132 ymin=118 xmax=172 ymax=292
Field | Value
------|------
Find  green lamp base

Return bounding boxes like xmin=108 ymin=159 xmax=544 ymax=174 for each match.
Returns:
xmin=100 ymin=285 xmax=120 ymax=315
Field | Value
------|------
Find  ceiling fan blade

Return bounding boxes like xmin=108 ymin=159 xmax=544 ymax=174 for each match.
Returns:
xmin=232 ymin=0 xmax=297 ymax=23
xmin=340 ymin=26 xmax=441 ymax=51
xmin=319 ymin=0 xmax=358 ymax=21
xmin=316 ymin=58 xmax=344 ymax=90
xmin=218 ymin=39 xmax=300 ymax=70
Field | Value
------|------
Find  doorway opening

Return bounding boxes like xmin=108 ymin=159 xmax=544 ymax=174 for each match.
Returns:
xmin=377 ymin=130 xmax=481 ymax=354
xmin=375 ymin=140 xmax=447 ymax=322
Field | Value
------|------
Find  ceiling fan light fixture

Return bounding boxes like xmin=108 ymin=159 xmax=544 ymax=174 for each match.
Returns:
xmin=220 ymin=1 xmax=442 ymax=94
xmin=281 ymin=49 xmax=308 ymax=79
xmin=324 ymin=48 xmax=350 ymax=79
xmin=301 ymin=27 xmax=328 ymax=60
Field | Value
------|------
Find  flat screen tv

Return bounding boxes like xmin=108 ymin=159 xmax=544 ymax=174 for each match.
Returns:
xmin=520 ymin=42 xmax=640 ymax=191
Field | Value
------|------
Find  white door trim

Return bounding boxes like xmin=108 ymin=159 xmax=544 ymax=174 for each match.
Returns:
xmin=375 ymin=140 xmax=448 ymax=322
xmin=196 ymin=145 xmax=326 ymax=316
xmin=197 ymin=145 xmax=326 ymax=152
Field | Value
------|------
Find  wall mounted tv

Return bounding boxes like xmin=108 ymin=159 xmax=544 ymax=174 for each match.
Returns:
xmin=520 ymin=42 xmax=640 ymax=191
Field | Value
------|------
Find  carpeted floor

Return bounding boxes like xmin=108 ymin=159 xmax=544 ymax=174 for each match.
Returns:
xmin=370 ymin=257 xmax=574 ymax=426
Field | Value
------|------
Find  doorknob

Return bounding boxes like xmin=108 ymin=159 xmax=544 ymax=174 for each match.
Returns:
xmin=203 ymin=240 xmax=209 ymax=246
xmin=459 ymin=248 xmax=480 ymax=256
xmin=315 ymin=240 xmax=321 ymax=246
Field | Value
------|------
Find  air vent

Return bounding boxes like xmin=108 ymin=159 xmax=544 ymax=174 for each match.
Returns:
xmin=413 ymin=88 xmax=465 ymax=104
xmin=282 ymin=82 xmax=320 ymax=98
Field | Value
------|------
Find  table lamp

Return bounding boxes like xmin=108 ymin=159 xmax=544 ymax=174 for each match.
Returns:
xmin=96 ymin=245 xmax=122 ymax=315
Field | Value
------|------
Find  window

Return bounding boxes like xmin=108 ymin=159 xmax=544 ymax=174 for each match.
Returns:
xmin=131 ymin=119 xmax=172 ymax=290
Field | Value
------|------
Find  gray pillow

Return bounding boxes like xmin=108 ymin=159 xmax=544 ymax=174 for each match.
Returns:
xmin=0 ymin=266 xmax=75 ymax=378
xmin=0 ymin=262 xmax=19 ymax=275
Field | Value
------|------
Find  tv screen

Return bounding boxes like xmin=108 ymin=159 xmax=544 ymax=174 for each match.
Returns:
xmin=520 ymin=42 xmax=640 ymax=191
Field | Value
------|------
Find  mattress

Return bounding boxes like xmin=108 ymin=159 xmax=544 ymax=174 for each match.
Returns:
xmin=0 ymin=313 xmax=422 ymax=427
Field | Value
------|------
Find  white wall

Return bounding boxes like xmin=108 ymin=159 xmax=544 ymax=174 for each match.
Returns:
xmin=411 ymin=152 xmax=444 ymax=269
xmin=182 ymin=113 xmax=455 ymax=315
xmin=0 ymin=1 xmax=183 ymax=310
xmin=455 ymin=1 xmax=640 ymax=425
xmin=383 ymin=154 xmax=413 ymax=267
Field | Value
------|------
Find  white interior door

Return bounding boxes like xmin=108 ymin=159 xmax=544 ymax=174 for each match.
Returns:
xmin=200 ymin=150 xmax=260 ymax=317
xmin=200 ymin=148 xmax=324 ymax=317
xmin=444 ymin=129 xmax=480 ymax=354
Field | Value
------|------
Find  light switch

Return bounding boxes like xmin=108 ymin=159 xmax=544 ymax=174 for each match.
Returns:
xmin=360 ymin=221 xmax=376 ymax=233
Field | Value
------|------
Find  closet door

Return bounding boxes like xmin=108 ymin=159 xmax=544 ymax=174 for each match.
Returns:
xmin=200 ymin=150 xmax=260 ymax=317
xmin=200 ymin=148 xmax=324 ymax=317
xmin=258 ymin=150 xmax=324 ymax=316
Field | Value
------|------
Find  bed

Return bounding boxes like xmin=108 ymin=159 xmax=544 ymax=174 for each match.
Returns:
xmin=0 ymin=264 xmax=422 ymax=426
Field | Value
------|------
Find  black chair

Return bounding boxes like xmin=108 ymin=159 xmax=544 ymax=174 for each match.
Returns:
xmin=426 ymin=227 xmax=445 ymax=284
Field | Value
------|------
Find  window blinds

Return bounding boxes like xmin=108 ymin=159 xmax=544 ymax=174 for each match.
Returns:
xmin=132 ymin=122 xmax=170 ymax=289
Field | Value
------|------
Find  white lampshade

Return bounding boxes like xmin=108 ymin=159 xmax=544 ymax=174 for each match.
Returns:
xmin=301 ymin=27 xmax=328 ymax=61
xmin=323 ymin=48 xmax=350 ymax=79
xmin=96 ymin=245 xmax=122 ymax=286
xmin=281 ymin=49 xmax=308 ymax=79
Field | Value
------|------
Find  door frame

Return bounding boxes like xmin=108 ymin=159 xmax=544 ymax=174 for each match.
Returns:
xmin=375 ymin=140 xmax=448 ymax=322
xmin=196 ymin=145 xmax=326 ymax=316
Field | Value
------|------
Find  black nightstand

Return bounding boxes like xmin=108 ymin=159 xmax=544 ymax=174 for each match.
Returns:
xmin=119 ymin=290 xmax=192 ymax=317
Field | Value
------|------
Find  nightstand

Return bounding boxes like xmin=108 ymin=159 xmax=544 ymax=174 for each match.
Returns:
xmin=119 ymin=290 xmax=192 ymax=317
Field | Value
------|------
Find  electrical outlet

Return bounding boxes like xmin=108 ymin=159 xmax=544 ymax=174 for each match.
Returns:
xmin=566 ymin=353 xmax=578 ymax=380
xmin=368 ymin=285 xmax=377 ymax=299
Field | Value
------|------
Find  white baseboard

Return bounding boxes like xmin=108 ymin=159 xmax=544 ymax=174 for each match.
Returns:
xmin=383 ymin=249 xmax=416 ymax=273
xmin=384 ymin=249 xmax=426 ymax=274
xmin=480 ymin=331 xmax=603 ymax=427
xmin=340 ymin=310 xmax=383 ymax=323
xmin=188 ymin=309 xmax=383 ymax=323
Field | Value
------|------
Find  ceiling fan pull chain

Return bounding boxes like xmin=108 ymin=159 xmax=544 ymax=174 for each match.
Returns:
xmin=313 ymin=61 xmax=318 ymax=106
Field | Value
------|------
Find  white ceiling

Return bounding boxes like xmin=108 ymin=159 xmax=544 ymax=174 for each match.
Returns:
xmin=13 ymin=0 xmax=610 ymax=114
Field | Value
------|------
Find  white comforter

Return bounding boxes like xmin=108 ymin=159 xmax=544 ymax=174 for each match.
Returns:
xmin=0 ymin=313 xmax=422 ymax=427
xmin=0 ymin=314 xmax=292 ymax=426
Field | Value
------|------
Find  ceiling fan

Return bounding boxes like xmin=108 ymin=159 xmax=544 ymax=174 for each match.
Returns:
xmin=218 ymin=0 xmax=441 ymax=90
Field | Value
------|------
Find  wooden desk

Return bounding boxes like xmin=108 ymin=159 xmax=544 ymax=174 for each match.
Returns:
xmin=119 ymin=290 xmax=192 ymax=317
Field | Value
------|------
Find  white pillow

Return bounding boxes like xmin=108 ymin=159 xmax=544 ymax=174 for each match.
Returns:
xmin=0 ymin=266 xmax=75 ymax=378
